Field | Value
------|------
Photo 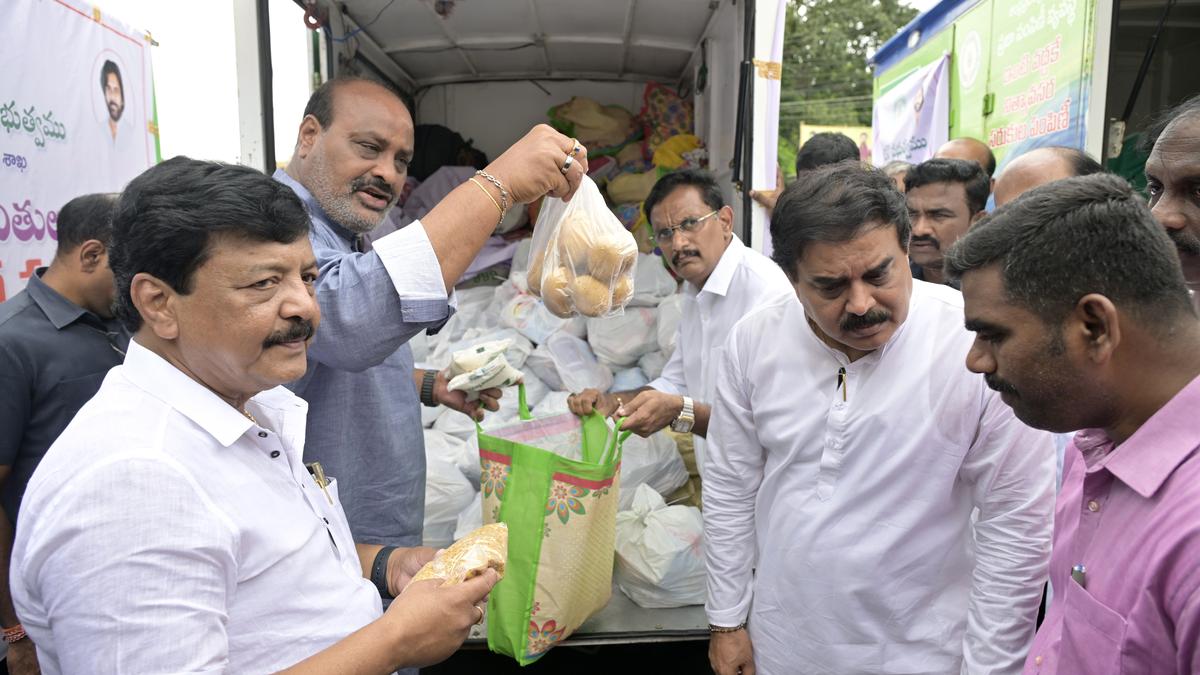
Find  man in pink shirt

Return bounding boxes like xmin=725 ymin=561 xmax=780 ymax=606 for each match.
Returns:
xmin=944 ymin=173 xmax=1200 ymax=674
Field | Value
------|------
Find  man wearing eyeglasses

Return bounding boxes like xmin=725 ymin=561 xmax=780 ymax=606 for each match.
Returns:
xmin=569 ymin=170 xmax=794 ymax=480
xmin=0 ymin=192 xmax=127 ymax=675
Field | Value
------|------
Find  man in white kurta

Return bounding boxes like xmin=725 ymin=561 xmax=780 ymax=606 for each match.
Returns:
xmin=704 ymin=162 xmax=1055 ymax=675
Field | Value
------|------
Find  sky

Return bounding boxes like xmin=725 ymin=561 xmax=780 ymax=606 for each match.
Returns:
xmin=91 ymin=0 xmax=940 ymax=165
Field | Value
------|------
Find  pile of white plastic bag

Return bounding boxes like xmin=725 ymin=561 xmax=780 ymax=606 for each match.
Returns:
xmin=417 ymin=241 xmax=704 ymax=607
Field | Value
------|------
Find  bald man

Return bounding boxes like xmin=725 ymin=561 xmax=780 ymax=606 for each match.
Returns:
xmin=993 ymin=146 xmax=1104 ymax=207
xmin=1145 ymin=94 xmax=1200 ymax=300
xmin=935 ymin=137 xmax=996 ymax=185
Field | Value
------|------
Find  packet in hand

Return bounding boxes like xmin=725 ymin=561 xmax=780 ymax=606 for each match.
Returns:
xmin=446 ymin=340 xmax=524 ymax=399
xmin=410 ymin=522 xmax=509 ymax=587
xmin=528 ymin=176 xmax=638 ymax=318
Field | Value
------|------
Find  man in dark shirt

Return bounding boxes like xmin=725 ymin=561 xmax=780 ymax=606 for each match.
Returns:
xmin=0 ymin=193 xmax=126 ymax=674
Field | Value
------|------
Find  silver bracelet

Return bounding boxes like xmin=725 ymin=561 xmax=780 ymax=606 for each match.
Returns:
xmin=474 ymin=170 xmax=510 ymax=213
xmin=708 ymin=621 xmax=747 ymax=634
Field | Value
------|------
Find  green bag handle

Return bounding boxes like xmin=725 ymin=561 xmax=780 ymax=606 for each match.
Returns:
xmin=517 ymin=381 xmax=531 ymax=421
xmin=493 ymin=382 xmax=627 ymax=466
xmin=600 ymin=417 xmax=632 ymax=466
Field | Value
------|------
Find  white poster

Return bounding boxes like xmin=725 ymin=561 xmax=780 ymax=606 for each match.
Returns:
xmin=753 ymin=0 xmax=787 ymax=258
xmin=0 ymin=0 xmax=156 ymax=302
xmin=872 ymin=54 xmax=950 ymax=167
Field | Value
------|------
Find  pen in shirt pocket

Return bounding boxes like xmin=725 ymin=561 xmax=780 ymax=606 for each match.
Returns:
xmin=1071 ymin=564 xmax=1087 ymax=588
xmin=307 ymin=461 xmax=334 ymax=505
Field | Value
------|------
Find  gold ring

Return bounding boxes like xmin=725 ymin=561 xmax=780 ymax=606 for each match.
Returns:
xmin=570 ymin=138 xmax=582 ymax=156
xmin=474 ymin=605 xmax=485 ymax=625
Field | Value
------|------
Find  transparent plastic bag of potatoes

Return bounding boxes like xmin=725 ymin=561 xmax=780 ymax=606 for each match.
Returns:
xmin=527 ymin=176 xmax=638 ymax=319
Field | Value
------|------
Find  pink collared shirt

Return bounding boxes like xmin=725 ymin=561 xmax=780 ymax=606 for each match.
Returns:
xmin=1025 ymin=374 xmax=1200 ymax=674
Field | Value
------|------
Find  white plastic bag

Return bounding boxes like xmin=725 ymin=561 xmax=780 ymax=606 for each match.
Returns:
xmin=432 ymin=408 xmax=477 ymax=440
xmin=528 ymin=176 xmax=638 ymax=318
xmin=656 ymin=293 xmax=683 ymax=357
xmin=614 ymin=484 xmax=706 ymax=608
xmin=586 ymin=306 xmax=659 ymax=368
xmin=638 ymin=350 xmax=668 ymax=380
xmin=424 ymin=429 xmax=481 ymax=489
xmin=532 ymin=390 xmax=572 ymax=416
xmin=500 ymin=293 xmax=572 ymax=345
xmin=520 ymin=370 xmax=550 ymax=408
xmin=429 ymin=329 xmax=534 ymax=373
xmin=420 ymin=404 xmax=445 ymax=429
xmin=612 ymin=367 xmax=650 ymax=392
xmin=423 ymin=457 xmax=476 ymax=549
xmin=619 ymin=430 xmax=688 ymax=510
xmin=524 ymin=332 xmax=613 ymax=393
xmin=454 ymin=491 xmax=484 ymax=540
xmin=630 ymin=253 xmax=678 ymax=307
xmin=442 ymin=286 xmax=496 ymax=342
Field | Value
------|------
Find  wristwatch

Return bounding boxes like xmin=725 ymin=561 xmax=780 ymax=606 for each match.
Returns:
xmin=420 ymin=370 xmax=438 ymax=407
xmin=670 ymin=396 xmax=695 ymax=433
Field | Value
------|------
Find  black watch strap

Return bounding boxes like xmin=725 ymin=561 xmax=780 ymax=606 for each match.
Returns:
xmin=420 ymin=370 xmax=438 ymax=407
xmin=371 ymin=545 xmax=398 ymax=599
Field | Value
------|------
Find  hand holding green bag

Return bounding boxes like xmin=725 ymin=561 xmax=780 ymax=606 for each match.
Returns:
xmin=478 ymin=383 xmax=629 ymax=665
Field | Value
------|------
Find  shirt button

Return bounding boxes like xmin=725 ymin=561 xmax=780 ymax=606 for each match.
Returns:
xmin=1035 ymin=655 xmax=1043 ymax=665
xmin=270 ymin=450 xmax=280 ymax=458
xmin=258 ymin=431 xmax=268 ymax=438
xmin=1087 ymin=500 xmax=1100 ymax=512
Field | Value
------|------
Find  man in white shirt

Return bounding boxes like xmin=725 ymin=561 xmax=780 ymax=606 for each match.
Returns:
xmin=705 ymin=162 xmax=1055 ymax=675
xmin=568 ymin=170 xmax=794 ymax=472
xmin=10 ymin=158 xmax=497 ymax=674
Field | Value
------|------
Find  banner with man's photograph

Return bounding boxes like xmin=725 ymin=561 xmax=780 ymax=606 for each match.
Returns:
xmin=871 ymin=54 xmax=951 ymax=167
xmin=0 ymin=0 xmax=157 ymax=301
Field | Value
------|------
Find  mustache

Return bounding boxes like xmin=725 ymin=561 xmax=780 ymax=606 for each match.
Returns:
xmin=984 ymin=374 xmax=1019 ymax=397
xmin=1168 ymin=229 xmax=1200 ymax=256
xmin=351 ymin=176 xmax=395 ymax=201
xmin=910 ymin=235 xmax=940 ymax=250
xmin=263 ymin=319 xmax=315 ymax=348
xmin=840 ymin=308 xmax=891 ymax=332
xmin=671 ymin=249 xmax=701 ymax=266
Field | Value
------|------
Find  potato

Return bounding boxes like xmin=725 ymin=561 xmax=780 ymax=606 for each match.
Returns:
xmin=587 ymin=235 xmax=637 ymax=283
xmin=555 ymin=212 xmax=593 ymax=271
xmin=611 ymin=274 xmax=634 ymax=307
xmin=569 ymin=274 xmax=613 ymax=317
xmin=542 ymin=266 xmax=574 ymax=318
xmin=527 ymin=248 xmax=546 ymax=297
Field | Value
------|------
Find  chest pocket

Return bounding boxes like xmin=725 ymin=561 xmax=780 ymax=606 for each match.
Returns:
xmin=1059 ymin=577 xmax=1127 ymax=674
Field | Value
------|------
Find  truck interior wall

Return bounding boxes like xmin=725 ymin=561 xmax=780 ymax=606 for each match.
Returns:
xmin=410 ymin=0 xmax=747 ymax=242
xmin=693 ymin=0 xmax=745 ymax=241
xmin=414 ymin=80 xmax=646 ymax=166
xmin=1105 ymin=2 xmax=1200 ymax=138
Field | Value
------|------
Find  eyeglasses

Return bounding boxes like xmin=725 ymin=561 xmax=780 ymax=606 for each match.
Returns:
xmin=654 ymin=210 xmax=719 ymax=244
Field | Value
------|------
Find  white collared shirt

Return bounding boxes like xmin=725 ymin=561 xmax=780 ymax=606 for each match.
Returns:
xmin=705 ymin=280 xmax=1056 ymax=674
xmin=646 ymin=235 xmax=795 ymax=471
xmin=11 ymin=341 xmax=382 ymax=674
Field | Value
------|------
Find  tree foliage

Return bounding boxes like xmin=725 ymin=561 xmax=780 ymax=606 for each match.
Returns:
xmin=778 ymin=0 xmax=917 ymax=174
